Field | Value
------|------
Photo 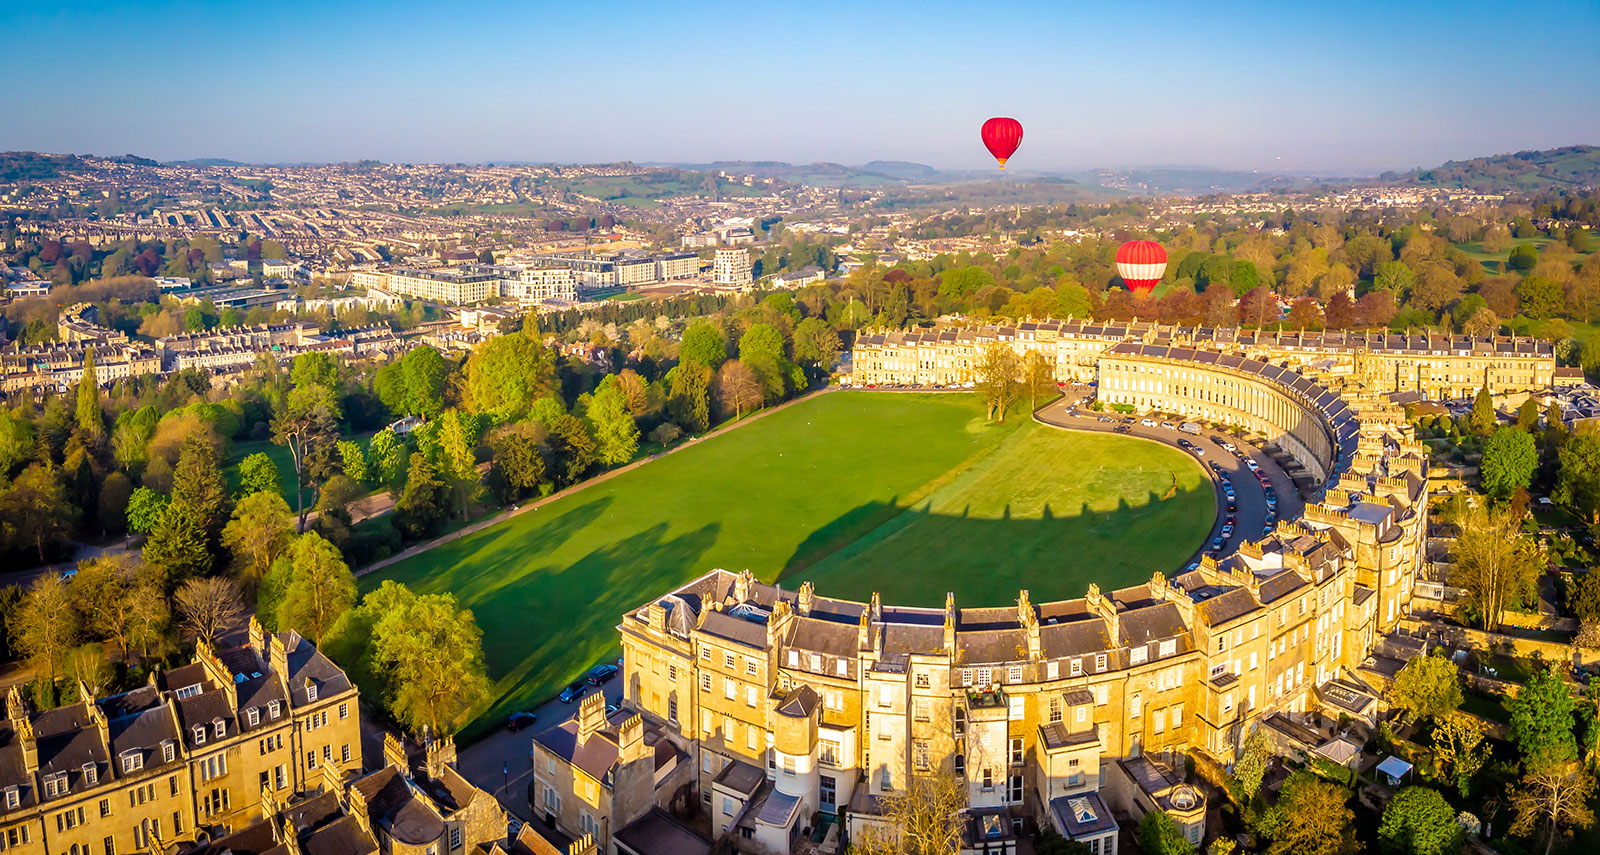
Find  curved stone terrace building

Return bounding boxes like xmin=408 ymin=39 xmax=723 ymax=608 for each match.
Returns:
xmin=528 ymin=332 xmax=1436 ymax=855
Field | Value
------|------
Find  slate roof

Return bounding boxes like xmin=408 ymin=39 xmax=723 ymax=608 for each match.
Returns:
xmin=615 ymin=808 xmax=712 ymax=855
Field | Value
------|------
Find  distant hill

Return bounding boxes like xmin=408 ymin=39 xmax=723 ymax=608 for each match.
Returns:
xmin=0 ymin=152 xmax=91 ymax=182
xmin=168 ymin=157 xmax=250 ymax=167
xmin=1380 ymin=145 xmax=1600 ymax=192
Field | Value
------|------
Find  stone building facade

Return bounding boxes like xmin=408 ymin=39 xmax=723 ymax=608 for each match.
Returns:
xmin=539 ymin=338 xmax=1436 ymax=855
xmin=0 ymin=623 xmax=361 ymax=855
xmin=850 ymin=320 xmax=1557 ymax=399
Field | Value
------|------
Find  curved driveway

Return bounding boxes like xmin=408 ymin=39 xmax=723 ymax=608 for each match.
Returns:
xmin=1035 ymin=387 xmax=1304 ymax=569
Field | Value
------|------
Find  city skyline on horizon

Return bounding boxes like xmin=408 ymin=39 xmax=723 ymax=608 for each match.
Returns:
xmin=3 ymin=0 xmax=1598 ymax=175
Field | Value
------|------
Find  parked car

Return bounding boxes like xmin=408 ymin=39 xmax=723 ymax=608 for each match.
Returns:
xmin=559 ymin=680 xmax=587 ymax=703
xmin=1159 ymin=421 xmax=1176 ymax=430
xmin=1179 ymin=422 xmax=1202 ymax=435
xmin=1210 ymin=536 xmax=1224 ymax=550
xmin=1140 ymin=418 xmax=1157 ymax=427
xmin=1221 ymin=524 xmax=1234 ymax=538
xmin=1114 ymin=424 xmax=1132 ymax=433
xmin=605 ymin=701 xmax=621 ymax=716
xmin=587 ymin=664 xmax=619 ymax=685
xmin=1097 ymin=415 xmax=1113 ymax=423
xmin=507 ymin=712 xmax=538 ymax=731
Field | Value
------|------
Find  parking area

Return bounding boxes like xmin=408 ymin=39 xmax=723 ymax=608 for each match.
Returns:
xmin=1037 ymin=389 xmax=1303 ymax=567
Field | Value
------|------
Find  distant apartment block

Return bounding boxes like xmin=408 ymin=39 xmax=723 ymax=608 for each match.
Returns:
xmin=382 ymin=268 xmax=503 ymax=305
xmin=713 ymin=248 xmax=752 ymax=288
xmin=656 ymin=253 xmax=700 ymax=281
xmin=5 ymin=282 xmax=52 ymax=299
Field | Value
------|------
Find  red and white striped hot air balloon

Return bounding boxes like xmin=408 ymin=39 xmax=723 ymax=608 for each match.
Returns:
xmin=1115 ymin=240 xmax=1167 ymax=296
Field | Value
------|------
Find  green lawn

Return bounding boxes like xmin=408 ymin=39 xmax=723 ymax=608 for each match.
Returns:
xmin=362 ymin=392 xmax=1213 ymax=740
xmin=223 ymin=433 xmax=375 ymax=507
xmin=223 ymin=439 xmax=300 ymax=504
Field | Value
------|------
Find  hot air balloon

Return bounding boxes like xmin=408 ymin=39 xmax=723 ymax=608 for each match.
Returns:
xmin=1115 ymin=240 xmax=1168 ymax=295
xmin=981 ymin=117 xmax=1023 ymax=169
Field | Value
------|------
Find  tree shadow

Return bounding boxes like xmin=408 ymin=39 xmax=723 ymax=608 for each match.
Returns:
xmin=781 ymin=480 xmax=1213 ymax=608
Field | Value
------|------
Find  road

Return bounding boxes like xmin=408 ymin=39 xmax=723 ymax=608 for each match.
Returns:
xmin=454 ymin=672 xmax=625 ymax=822
xmin=1035 ymin=388 xmax=1302 ymax=567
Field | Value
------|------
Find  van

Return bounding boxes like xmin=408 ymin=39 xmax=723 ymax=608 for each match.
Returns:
xmin=1179 ymin=422 xmax=1201 ymax=435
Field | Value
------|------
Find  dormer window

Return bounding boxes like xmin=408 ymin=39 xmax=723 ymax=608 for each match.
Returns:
xmin=121 ymin=752 xmax=144 ymax=774
xmin=306 ymin=683 xmax=318 ymax=703
xmin=174 ymin=684 xmax=202 ymax=700
xmin=213 ymin=719 xmax=225 ymax=739
xmin=3 ymin=786 xmax=17 ymax=809
xmin=268 ymin=701 xmax=281 ymax=720
xmin=162 ymin=741 xmax=175 ymax=763
xmin=1158 ymin=639 xmax=1176 ymax=658
xmin=81 ymin=763 xmax=97 ymax=786
xmin=42 ymin=772 xmax=68 ymax=798
xmin=246 ymin=708 xmax=260 ymax=727
xmin=193 ymin=725 xmax=206 ymax=745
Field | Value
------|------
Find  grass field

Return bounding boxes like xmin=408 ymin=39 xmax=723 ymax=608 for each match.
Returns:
xmin=223 ymin=433 xmax=375 ymax=507
xmin=361 ymin=392 xmax=1213 ymax=739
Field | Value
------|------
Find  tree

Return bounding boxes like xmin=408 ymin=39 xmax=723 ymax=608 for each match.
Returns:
xmin=1568 ymin=570 xmax=1600 ymax=623
xmin=668 ymin=363 xmax=713 ymax=434
xmin=547 ymin=414 xmax=596 ymax=486
xmin=366 ymin=582 xmax=491 ymax=736
xmin=975 ymin=343 xmax=1022 ymax=422
xmin=1509 ymin=763 xmax=1595 ymax=855
xmin=588 ymin=379 xmax=640 ymax=466
xmin=141 ymin=501 xmax=213 ymax=591
xmin=1430 ymin=713 xmax=1488 ymax=797
xmin=1259 ymin=771 xmax=1356 ymax=855
xmin=1518 ymin=398 xmax=1542 ymax=431
xmin=125 ymin=486 xmax=169 ymax=535
xmin=1556 ymin=432 xmax=1600 ymax=524
xmin=1378 ymin=786 xmax=1462 ymax=855
xmin=1023 ymin=350 xmax=1056 ymax=410
xmin=8 ymin=575 xmax=78 ymax=684
xmin=75 ymin=350 xmax=102 ymax=440
xmin=1375 ymin=260 xmax=1415 ymax=296
xmin=366 ymin=428 xmax=409 ymax=496
xmin=1469 ymin=385 xmax=1496 ymax=435
xmin=398 ymin=345 xmax=449 ymax=419
xmin=435 ymin=409 xmax=481 ymax=520
xmin=1137 ymin=809 xmax=1196 ymax=855
xmin=1234 ymin=728 xmax=1273 ymax=802
xmin=172 ymin=433 xmax=230 ymax=538
xmin=237 ymin=452 xmax=279 ymax=498
xmin=678 ymin=321 xmax=727 ymax=370
xmin=849 ymin=771 xmax=964 ymax=855
xmin=395 ymin=453 xmax=448 ymax=539
xmin=1507 ymin=666 xmax=1578 ymax=772
xmin=487 ymin=423 xmax=547 ymax=503
xmin=1448 ymin=498 xmax=1541 ymax=631
xmin=715 ymin=360 xmax=763 ymax=421
xmin=274 ymin=532 xmax=356 ymax=642
xmin=272 ymin=384 xmax=341 ymax=531
xmin=338 ymin=440 xmax=370 ymax=484
xmin=222 ymin=490 xmax=295 ymax=587
xmin=1391 ymin=651 xmax=1463 ymax=723
xmin=793 ymin=317 xmax=841 ymax=371
xmin=174 ymin=577 xmax=245 ymax=647
xmin=1481 ymin=427 xmax=1537 ymax=499
xmin=96 ymin=471 xmax=134 ymax=537
xmin=1508 ymin=243 xmax=1540 ymax=271
xmin=3 ymin=463 xmax=76 ymax=561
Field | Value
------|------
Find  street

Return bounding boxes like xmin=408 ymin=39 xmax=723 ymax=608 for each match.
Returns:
xmin=454 ymin=673 xmax=625 ymax=821
xmin=1035 ymin=388 xmax=1303 ymax=565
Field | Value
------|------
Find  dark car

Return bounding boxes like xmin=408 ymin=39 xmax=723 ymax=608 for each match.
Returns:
xmin=1097 ymin=415 xmax=1112 ymax=423
xmin=605 ymin=701 xmax=621 ymax=716
xmin=507 ymin=712 xmax=538 ymax=731
xmin=559 ymin=680 xmax=587 ymax=703
xmin=1114 ymin=424 xmax=1131 ymax=433
xmin=1210 ymin=536 xmax=1224 ymax=550
xmin=586 ymin=664 xmax=619 ymax=685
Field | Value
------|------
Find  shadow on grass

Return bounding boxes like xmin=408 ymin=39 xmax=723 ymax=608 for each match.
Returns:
xmin=781 ymin=484 xmax=1211 ymax=607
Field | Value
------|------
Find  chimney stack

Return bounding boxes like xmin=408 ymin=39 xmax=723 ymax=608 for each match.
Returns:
xmin=798 ymin=582 xmax=814 ymax=616
xmin=577 ymin=692 xmax=607 ymax=743
xmin=269 ymin=633 xmax=289 ymax=681
xmin=618 ymin=714 xmax=645 ymax=764
xmin=943 ymin=592 xmax=956 ymax=655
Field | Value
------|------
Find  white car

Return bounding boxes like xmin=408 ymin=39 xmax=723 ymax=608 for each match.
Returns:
xmin=1160 ymin=421 xmax=1176 ymax=430
xmin=1140 ymin=418 xmax=1157 ymax=427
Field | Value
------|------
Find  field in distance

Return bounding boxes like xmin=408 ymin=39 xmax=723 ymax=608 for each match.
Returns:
xmin=361 ymin=391 xmax=1212 ymax=738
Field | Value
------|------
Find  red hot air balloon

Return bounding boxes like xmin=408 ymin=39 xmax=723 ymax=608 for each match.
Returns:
xmin=981 ymin=117 xmax=1023 ymax=169
xmin=1116 ymin=240 xmax=1168 ymax=295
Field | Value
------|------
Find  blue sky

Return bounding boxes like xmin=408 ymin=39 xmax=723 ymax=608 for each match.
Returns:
xmin=4 ymin=0 xmax=1597 ymax=173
